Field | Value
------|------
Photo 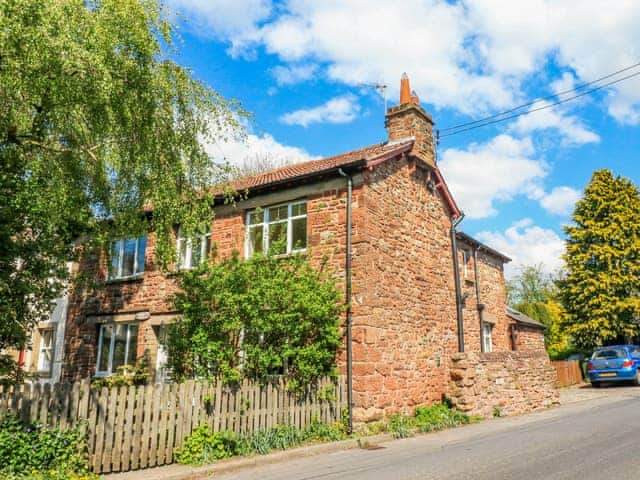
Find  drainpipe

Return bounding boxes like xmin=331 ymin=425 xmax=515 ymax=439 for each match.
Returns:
xmin=473 ymin=247 xmax=485 ymax=352
xmin=338 ymin=168 xmax=354 ymax=434
xmin=451 ymin=214 xmax=465 ymax=352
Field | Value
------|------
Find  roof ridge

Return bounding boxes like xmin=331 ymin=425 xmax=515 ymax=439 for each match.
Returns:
xmin=226 ymin=138 xmax=415 ymax=193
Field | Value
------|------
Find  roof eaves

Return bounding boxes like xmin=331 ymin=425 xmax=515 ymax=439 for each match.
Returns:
xmin=457 ymin=231 xmax=512 ymax=263
xmin=506 ymin=307 xmax=547 ymax=330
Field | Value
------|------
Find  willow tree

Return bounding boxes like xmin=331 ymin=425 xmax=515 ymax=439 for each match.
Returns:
xmin=559 ymin=169 xmax=640 ymax=348
xmin=0 ymin=0 xmax=244 ymax=377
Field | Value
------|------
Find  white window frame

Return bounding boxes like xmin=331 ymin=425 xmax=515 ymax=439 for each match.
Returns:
xmin=245 ymin=200 xmax=307 ymax=257
xmin=37 ymin=325 xmax=56 ymax=375
xmin=176 ymin=228 xmax=212 ymax=270
xmin=108 ymin=237 xmax=146 ymax=280
xmin=95 ymin=323 xmax=138 ymax=377
xmin=461 ymin=249 xmax=469 ymax=278
xmin=482 ymin=323 xmax=493 ymax=353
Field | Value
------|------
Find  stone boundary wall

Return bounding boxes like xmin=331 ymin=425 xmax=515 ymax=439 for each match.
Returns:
xmin=448 ymin=351 xmax=559 ymax=418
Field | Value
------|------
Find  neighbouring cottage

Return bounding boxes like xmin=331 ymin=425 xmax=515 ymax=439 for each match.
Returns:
xmin=61 ymin=74 xmax=556 ymax=422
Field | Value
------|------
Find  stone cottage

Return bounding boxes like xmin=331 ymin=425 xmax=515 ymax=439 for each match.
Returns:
xmin=62 ymin=74 xmax=553 ymax=422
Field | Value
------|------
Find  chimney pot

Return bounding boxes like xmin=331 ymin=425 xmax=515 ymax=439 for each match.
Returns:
xmin=385 ymin=72 xmax=435 ymax=167
xmin=400 ymin=72 xmax=411 ymax=104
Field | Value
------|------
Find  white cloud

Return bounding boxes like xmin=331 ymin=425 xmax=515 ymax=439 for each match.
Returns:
xmin=439 ymin=135 xmax=547 ymax=219
xmin=203 ymin=130 xmax=316 ymax=167
xmin=280 ymin=94 xmax=361 ymax=127
xmin=172 ymin=0 xmax=640 ymax=122
xmin=167 ymin=0 xmax=272 ymax=56
xmin=510 ymin=104 xmax=600 ymax=146
xmin=271 ymin=64 xmax=318 ymax=86
xmin=537 ymin=186 xmax=581 ymax=216
xmin=476 ymin=218 xmax=565 ymax=278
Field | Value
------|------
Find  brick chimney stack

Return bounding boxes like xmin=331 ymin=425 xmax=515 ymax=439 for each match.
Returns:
xmin=385 ymin=73 xmax=435 ymax=167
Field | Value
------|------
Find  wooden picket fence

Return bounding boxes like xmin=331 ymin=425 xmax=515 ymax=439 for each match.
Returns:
xmin=0 ymin=376 xmax=346 ymax=474
xmin=553 ymin=360 xmax=584 ymax=386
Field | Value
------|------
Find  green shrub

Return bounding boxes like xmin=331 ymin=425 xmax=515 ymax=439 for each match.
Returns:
xmin=247 ymin=424 xmax=305 ymax=454
xmin=388 ymin=404 xmax=476 ymax=438
xmin=168 ymin=252 xmax=344 ymax=394
xmin=388 ymin=414 xmax=414 ymax=439
xmin=414 ymin=403 xmax=472 ymax=432
xmin=177 ymin=419 xmax=351 ymax=465
xmin=305 ymin=417 xmax=348 ymax=442
xmin=91 ymin=360 xmax=150 ymax=389
xmin=174 ymin=424 xmax=244 ymax=465
xmin=0 ymin=416 xmax=94 ymax=478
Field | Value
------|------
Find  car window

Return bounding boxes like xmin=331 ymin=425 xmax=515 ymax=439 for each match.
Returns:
xmin=631 ymin=347 xmax=640 ymax=357
xmin=592 ymin=348 xmax=627 ymax=359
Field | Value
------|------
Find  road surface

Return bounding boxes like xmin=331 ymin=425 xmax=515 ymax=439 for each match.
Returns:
xmin=214 ymin=386 xmax=640 ymax=480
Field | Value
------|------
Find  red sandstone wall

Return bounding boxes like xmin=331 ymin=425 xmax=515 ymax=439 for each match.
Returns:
xmin=448 ymin=351 xmax=559 ymax=418
xmin=476 ymin=251 xmax=511 ymax=351
xmin=516 ymin=325 xmax=546 ymax=351
xmin=63 ymin=234 xmax=181 ymax=381
xmin=349 ymin=158 xmax=459 ymax=422
xmin=63 ymin=186 xmax=353 ymax=381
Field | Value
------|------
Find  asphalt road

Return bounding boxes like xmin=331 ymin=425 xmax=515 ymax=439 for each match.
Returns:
xmin=215 ymin=386 xmax=640 ymax=480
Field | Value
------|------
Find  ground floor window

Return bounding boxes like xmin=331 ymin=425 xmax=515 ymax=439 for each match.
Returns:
xmin=96 ymin=323 xmax=139 ymax=376
xmin=37 ymin=326 xmax=56 ymax=375
xmin=482 ymin=323 xmax=493 ymax=353
xmin=155 ymin=325 xmax=171 ymax=384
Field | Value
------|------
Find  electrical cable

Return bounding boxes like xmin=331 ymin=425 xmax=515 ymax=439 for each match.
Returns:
xmin=440 ymin=61 xmax=640 ymax=133
xmin=439 ymin=69 xmax=640 ymax=138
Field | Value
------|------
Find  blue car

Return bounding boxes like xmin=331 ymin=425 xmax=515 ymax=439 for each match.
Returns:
xmin=587 ymin=345 xmax=640 ymax=388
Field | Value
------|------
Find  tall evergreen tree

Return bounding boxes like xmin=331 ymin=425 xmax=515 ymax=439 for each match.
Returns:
xmin=559 ymin=169 xmax=640 ymax=348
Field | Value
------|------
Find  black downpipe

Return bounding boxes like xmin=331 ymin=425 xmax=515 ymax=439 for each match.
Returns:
xmin=473 ymin=247 xmax=485 ymax=352
xmin=338 ymin=168 xmax=353 ymax=434
xmin=451 ymin=214 xmax=465 ymax=352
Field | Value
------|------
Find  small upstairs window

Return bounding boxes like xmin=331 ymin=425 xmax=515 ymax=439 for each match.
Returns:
xmin=177 ymin=227 xmax=211 ymax=269
xmin=108 ymin=237 xmax=147 ymax=280
xmin=246 ymin=200 xmax=307 ymax=257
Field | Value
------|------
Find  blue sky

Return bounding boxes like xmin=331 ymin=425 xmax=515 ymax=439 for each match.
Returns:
xmin=167 ymin=0 xmax=640 ymax=277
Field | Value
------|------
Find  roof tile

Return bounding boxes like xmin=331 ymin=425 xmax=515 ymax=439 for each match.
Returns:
xmin=230 ymin=139 xmax=414 ymax=192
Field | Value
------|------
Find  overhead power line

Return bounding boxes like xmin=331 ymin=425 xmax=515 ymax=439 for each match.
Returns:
xmin=438 ymin=62 xmax=640 ymax=139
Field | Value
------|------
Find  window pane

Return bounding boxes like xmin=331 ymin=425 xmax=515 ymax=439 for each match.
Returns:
xmin=268 ymin=205 xmax=288 ymax=221
xmin=98 ymin=325 xmax=113 ymax=372
xmin=109 ymin=242 xmax=121 ymax=278
xmin=126 ymin=324 xmax=138 ymax=366
xmin=112 ymin=324 xmax=128 ymax=370
xmin=292 ymin=217 xmax=307 ymax=250
xmin=121 ymin=239 xmax=136 ymax=277
xmin=249 ymin=210 xmax=264 ymax=224
xmin=38 ymin=329 xmax=53 ymax=372
xmin=249 ymin=226 xmax=263 ymax=255
xmin=292 ymin=203 xmax=307 ymax=216
xmin=268 ymin=222 xmax=287 ymax=255
xmin=136 ymin=237 xmax=147 ymax=274
xmin=202 ymin=235 xmax=211 ymax=264
xmin=191 ymin=237 xmax=202 ymax=267
xmin=177 ymin=238 xmax=188 ymax=269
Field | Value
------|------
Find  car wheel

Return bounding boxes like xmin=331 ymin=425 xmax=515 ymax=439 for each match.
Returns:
xmin=592 ymin=382 xmax=601 ymax=388
xmin=634 ymin=370 xmax=640 ymax=386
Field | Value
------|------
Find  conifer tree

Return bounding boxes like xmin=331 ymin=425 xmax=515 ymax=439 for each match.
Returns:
xmin=559 ymin=169 xmax=640 ymax=348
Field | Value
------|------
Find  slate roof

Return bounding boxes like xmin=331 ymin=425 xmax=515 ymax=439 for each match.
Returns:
xmin=456 ymin=231 xmax=512 ymax=263
xmin=506 ymin=307 xmax=547 ymax=330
